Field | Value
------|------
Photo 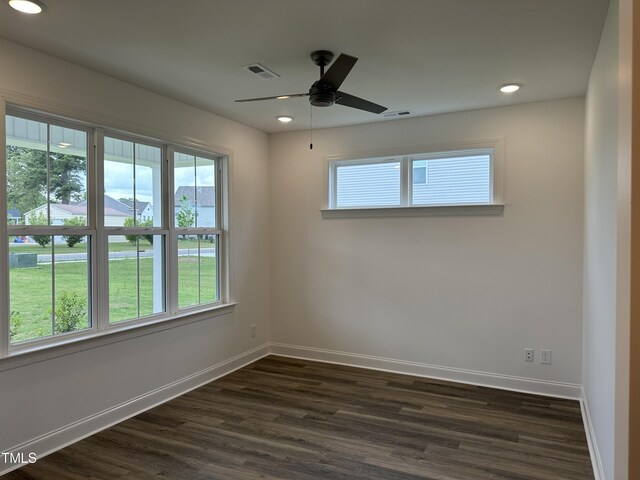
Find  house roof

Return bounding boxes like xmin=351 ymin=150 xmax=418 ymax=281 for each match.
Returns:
xmin=120 ymin=199 xmax=151 ymax=216
xmin=26 ymin=202 xmax=128 ymax=218
xmin=54 ymin=203 xmax=128 ymax=217
xmin=175 ymin=186 xmax=215 ymax=207
xmin=52 ymin=204 xmax=87 ymax=215
xmin=77 ymin=195 xmax=133 ymax=216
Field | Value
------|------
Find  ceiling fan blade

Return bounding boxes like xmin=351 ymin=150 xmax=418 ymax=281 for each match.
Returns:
xmin=319 ymin=54 xmax=358 ymax=90
xmin=335 ymin=91 xmax=387 ymax=114
xmin=235 ymin=93 xmax=309 ymax=103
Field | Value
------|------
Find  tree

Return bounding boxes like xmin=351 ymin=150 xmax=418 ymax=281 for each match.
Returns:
xmin=176 ymin=195 xmax=195 ymax=241
xmin=6 ymin=146 xmax=46 ymax=215
xmin=6 ymin=145 xmax=86 ymax=214
xmin=62 ymin=217 xmax=85 ymax=248
xmin=27 ymin=211 xmax=50 ymax=248
xmin=176 ymin=195 xmax=195 ymax=228
xmin=124 ymin=217 xmax=154 ymax=245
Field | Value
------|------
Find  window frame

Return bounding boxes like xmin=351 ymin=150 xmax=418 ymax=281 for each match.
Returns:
xmin=329 ymin=156 xmax=403 ymax=209
xmin=101 ymin=131 xmax=168 ymax=326
xmin=0 ymin=101 xmax=232 ymax=360
xmin=172 ymin=147 xmax=223 ymax=310
xmin=323 ymin=140 xmax=505 ymax=217
xmin=5 ymin=108 xmax=97 ymax=349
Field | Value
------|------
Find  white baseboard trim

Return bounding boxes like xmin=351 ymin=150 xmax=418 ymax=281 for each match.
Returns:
xmin=269 ymin=343 xmax=582 ymax=400
xmin=581 ymin=388 xmax=605 ymax=480
xmin=0 ymin=343 xmax=270 ymax=477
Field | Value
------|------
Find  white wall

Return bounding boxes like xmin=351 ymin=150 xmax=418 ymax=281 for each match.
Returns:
xmin=583 ymin=0 xmax=635 ymax=477
xmin=0 ymin=37 xmax=271 ymax=459
xmin=269 ymin=98 xmax=585 ymax=388
xmin=583 ymin=2 xmax=619 ymax=478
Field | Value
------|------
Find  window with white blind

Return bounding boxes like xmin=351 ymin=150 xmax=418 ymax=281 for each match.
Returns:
xmin=327 ymin=145 xmax=502 ymax=212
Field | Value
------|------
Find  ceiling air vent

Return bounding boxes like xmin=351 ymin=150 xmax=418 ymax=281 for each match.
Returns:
xmin=383 ymin=110 xmax=413 ymax=118
xmin=243 ymin=63 xmax=280 ymax=80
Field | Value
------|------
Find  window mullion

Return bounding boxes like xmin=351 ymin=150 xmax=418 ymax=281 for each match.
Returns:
xmin=86 ymin=128 xmax=98 ymax=334
xmin=136 ymin=237 xmax=141 ymax=318
xmin=330 ymin=164 xmax=337 ymax=209
xmin=46 ymin=125 xmax=51 ymax=224
xmin=400 ymin=156 xmax=410 ymax=207
xmin=197 ymin=235 xmax=201 ymax=304
xmin=0 ymin=99 xmax=8 ymax=357
xmin=51 ymin=237 xmax=56 ymax=336
xmin=166 ymin=145 xmax=178 ymax=316
xmin=216 ymin=158 xmax=222 ymax=230
xmin=132 ymin=142 xmax=137 ymax=226
xmin=95 ymin=129 xmax=110 ymax=330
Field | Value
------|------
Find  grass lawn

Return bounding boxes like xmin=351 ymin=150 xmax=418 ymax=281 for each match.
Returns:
xmin=9 ymin=254 xmax=217 ymax=343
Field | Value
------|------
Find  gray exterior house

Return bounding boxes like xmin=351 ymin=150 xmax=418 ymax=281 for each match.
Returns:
xmin=174 ymin=186 xmax=215 ymax=228
xmin=7 ymin=209 xmax=20 ymax=225
xmin=120 ymin=199 xmax=153 ymax=223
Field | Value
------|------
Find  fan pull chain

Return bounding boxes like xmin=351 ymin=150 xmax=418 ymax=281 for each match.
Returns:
xmin=309 ymin=104 xmax=313 ymax=150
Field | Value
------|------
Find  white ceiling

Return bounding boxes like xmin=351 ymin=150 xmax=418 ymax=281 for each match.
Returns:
xmin=0 ymin=0 xmax=609 ymax=133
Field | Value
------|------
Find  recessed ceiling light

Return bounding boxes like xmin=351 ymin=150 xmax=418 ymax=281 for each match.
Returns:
xmin=276 ymin=116 xmax=293 ymax=123
xmin=499 ymin=84 xmax=521 ymax=94
xmin=276 ymin=96 xmax=290 ymax=100
xmin=8 ymin=0 xmax=45 ymax=14
xmin=57 ymin=142 xmax=72 ymax=148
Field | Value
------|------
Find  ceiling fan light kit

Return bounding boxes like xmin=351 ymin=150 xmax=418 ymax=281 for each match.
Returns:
xmin=236 ymin=50 xmax=387 ymax=115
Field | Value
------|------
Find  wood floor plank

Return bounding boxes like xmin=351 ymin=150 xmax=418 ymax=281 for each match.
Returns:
xmin=3 ymin=356 xmax=594 ymax=479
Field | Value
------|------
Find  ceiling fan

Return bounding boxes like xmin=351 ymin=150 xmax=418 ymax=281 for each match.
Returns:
xmin=235 ymin=50 xmax=387 ymax=114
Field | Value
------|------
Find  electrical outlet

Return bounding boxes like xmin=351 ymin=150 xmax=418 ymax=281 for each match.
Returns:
xmin=524 ymin=348 xmax=534 ymax=362
xmin=540 ymin=349 xmax=552 ymax=364
xmin=250 ymin=324 xmax=256 ymax=338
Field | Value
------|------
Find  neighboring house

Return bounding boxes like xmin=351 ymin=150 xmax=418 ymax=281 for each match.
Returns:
xmin=24 ymin=203 xmax=86 ymax=226
xmin=24 ymin=195 xmax=130 ymax=227
xmin=85 ymin=194 xmax=132 ymax=217
xmin=78 ymin=195 xmax=132 ymax=226
xmin=7 ymin=209 xmax=20 ymax=225
xmin=174 ymin=186 xmax=215 ymax=227
xmin=120 ymin=199 xmax=153 ymax=222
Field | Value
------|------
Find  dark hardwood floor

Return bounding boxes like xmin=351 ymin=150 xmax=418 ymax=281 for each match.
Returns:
xmin=4 ymin=356 xmax=594 ymax=479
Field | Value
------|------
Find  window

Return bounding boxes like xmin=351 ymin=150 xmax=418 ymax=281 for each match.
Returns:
xmin=334 ymin=159 xmax=401 ymax=208
xmin=327 ymin=145 xmax=501 ymax=210
xmin=104 ymin=136 xmax=165 ymax=323
xmin=6 ymin=114 xmax=92 ymax=344
xmin=174 ymin=151 xmax=220 ymax=308
xmin=3 ymin=107 xmax=228 ymax=353
xmin=412 ymin=160 xmax=428 ymax=185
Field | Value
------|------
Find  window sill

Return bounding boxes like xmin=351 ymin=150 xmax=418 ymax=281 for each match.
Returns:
xmin=320 ymin=204 xmax=504 ymax=218
xmin=0 ymin=302 xmax=237 ymax=372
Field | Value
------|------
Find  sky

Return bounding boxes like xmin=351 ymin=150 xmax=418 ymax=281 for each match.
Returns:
xmin=104 ymin=162 xmax=215 ymax=204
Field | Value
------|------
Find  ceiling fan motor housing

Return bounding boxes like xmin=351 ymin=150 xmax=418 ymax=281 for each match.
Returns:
xmin=309 ymin=83 xmax=336 ymax=107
